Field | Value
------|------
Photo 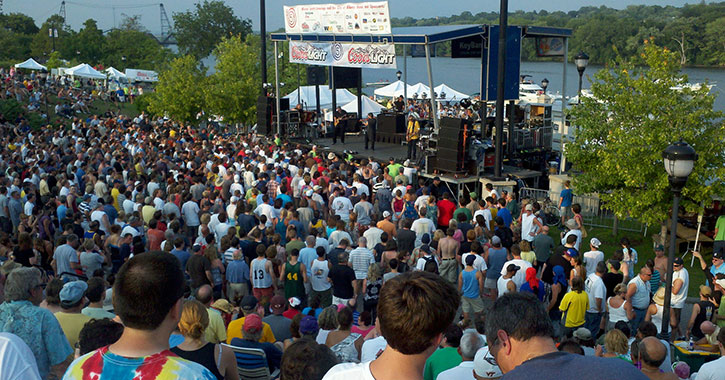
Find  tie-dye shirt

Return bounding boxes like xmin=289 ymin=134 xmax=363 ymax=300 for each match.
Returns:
xmin=62 ymin=346 xmax=216 ymax=380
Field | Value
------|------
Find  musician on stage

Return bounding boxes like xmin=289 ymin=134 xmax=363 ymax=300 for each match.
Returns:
xmin=294 ymin=103 xmax=303 ymax=112
xmin=333 ymin=106 xmax=348 ymax=144
xmin=406 ymin=114 xmax=420 ymax=160
xmin=393 ymin=95 xmax=405 ymax=112
xmin=363 ymin=113 xmax=377 ymax=151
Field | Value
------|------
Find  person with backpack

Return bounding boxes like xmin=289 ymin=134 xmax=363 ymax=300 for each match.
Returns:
xmin=415 ymin=245 xmax=439 ymax=273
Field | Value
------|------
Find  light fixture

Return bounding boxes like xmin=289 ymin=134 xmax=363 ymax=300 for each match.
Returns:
xmin=574 ymin=51 xmax=589 ymax=103
xmin=396 ymin=70 xmax=402 ymax=80
xmin=541 ymin=78 xmax=549 ymax=94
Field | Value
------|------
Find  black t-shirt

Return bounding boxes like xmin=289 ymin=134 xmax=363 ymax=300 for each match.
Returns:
xmin=397 ymin=229 xmax=416 ymax=255
xmin=328 ymin=264 xmax=355 ymax=299
xmin=602 ymin=272 xmax=624 ymax=299
xmin=13 ymin=247 xmax=35 ymax=267
xmin=502 ymin=351 xmax=648 ymax=380
xmin=186 ymin=254 xmax=211 ymax=289
xmin=692 ymin=300 xmax=716 ymax=339
xmin=541 ymin=252 xmax=573 ymax=285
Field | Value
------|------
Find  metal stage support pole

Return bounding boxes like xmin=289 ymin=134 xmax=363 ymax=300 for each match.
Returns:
xmin=403 ymin=45 xmax=408 ymax=103
xmin=494 ymin=0 xmax=508 ymax=179
xmin=559 ymin=38 xmax=568 ymax=174
xmin=260 ymin=0 xmax=267 ymax=94
xmin=424 ymin=43 xmax=439 ymax=131
xmin=274 ymin=41 xmax=281 ymax=136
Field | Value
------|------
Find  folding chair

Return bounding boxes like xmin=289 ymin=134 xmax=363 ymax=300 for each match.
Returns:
xmin=221 ymin=343 xmax=279 ymax=380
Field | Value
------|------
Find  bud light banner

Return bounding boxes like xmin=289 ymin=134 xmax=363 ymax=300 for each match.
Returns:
xmin=289 ymin=41 xmax=396 ymax=69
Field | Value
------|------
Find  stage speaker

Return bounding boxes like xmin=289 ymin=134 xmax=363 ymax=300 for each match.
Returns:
xmin=433 ymin=117 xmax=474 ymax=173
xmin=330 ymin=67 xmax=361 ymax=89
xmin=377 ymin=114 xmax=405 ymax=134
xmin=256 ymin=96 xmax=274 ymax=135
xmin=279 ymin=98 xmax=290 ymax=111
xmin=307 ymin=66 xmax=327 ymax=85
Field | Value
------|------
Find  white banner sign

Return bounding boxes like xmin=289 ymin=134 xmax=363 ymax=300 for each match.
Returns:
xmin=124 ymin=68 xmax=158 ymax=82
xmin=284 ymin=1 xmax=391 ymax=35
xmin=290 ymin=41 xmax=396 ymax=69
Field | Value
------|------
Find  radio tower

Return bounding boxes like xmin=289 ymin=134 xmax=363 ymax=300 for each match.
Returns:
xmin=160 ymin=4 xmax=172 ymax=41
xmin=0 ymin=0 xmax=4 ymax=15
xmin=59 ymin=1 xmax=67 ymax=25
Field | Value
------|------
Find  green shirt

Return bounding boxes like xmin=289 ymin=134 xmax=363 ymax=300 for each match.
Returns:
xmin=718 ymin=295 xmax=725 ymax=329
xmin=387 ymin=163 xmax=403 ymax=178
xmin=423 ymin=346 xmax=462 ymax=380
xmin=283 ymin=261 xmax=305 ymax=299
xmin=285 ymin=240 xmax=305 ymax=254
xmin=716 ymin=216 xmax=725 ymax=241
xmin=453 ymin=207 xmax=473 ymax=223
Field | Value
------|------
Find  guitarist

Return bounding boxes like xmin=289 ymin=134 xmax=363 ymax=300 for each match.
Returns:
xmin=333 ymin=106 xmax=348 ymax=145
xmin=406 ymin=114 xmax=420 ymax=160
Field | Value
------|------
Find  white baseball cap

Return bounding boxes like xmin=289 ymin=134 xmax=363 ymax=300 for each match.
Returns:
xmin=383 ymin=211 xmax=391 ymax=218
xmin=474 ymin=347 xmax=502 ymax=379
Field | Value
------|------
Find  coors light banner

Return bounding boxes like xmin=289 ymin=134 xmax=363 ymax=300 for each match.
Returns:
xmin=289 ymin=41 xmax=396 ymax=69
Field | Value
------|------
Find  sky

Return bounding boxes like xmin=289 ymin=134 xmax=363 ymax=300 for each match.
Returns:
xmin=5 ymin=0 xmax=698 ymax=35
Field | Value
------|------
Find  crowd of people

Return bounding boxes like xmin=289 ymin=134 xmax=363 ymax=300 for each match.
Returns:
xmin=0 ymin=68 xmax=723 ymax=380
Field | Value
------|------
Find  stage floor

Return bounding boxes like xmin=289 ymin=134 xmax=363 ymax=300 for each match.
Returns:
xmin=299 ymin=135 xmax=413 ymax=162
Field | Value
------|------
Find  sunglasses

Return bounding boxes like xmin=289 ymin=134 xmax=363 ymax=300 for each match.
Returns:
xmin=484 ymin=348 xmax=498 ymax=366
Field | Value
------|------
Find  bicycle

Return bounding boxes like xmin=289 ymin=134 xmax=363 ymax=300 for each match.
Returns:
xmin=539 ymin=197 xmax=561 ymax=228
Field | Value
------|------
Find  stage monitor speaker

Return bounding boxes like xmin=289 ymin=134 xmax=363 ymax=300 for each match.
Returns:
xmin=377 ymin=113 xmax=405 ymax=134
xmin=279 ymin=98 xmax=290 ymax=111
xmin=330 ymin=67 xmax=361 ymax=89
xmin=307 ymin=66 xmax=327 ymax=85
xmin=256 ymin=95 xmax=274 ymax=135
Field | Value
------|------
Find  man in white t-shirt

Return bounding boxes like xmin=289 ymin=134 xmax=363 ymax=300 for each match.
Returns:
xmin=670 ymin=257 xmax=689 ymax=339
xmin=520 ymin=204 xmax=541 ymax=242
xmin=411 ymin=207 xmax=436 ymax=247
xmin=415 ymin=246 xmax=440 ymax=271
xmin=584 ymin=261 xmax=607 ymax=337
xmin=499 ymin=246 xmax=531 ymax=289
xmin=561 ymin=218 xmax=582 ymax=251
xmin=435 ymin=332 xmax=485 ymax=380
xmin=0 ymin=332 xmax=42 ymax=380
xmin=461 ymin=249 xmax=488 ymax=276
xmin=583 ymin=237 xmax=604 ymax=276
xmin=322 ymin=272 xmax=459 ymax=380
xmin=360 ymin=319 xmax=388 ymax=363
xmin=330 ymin=189 xmax=353 ymax=223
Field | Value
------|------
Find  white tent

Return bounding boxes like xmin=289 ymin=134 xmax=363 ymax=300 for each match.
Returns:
xmin=105 ymin=67 xmax=126 ymax=80
xmin=342 ymin=96 xmax=386 ymax=116
xmin=283 ymin=86 xmax=357 ymax=110
xmin=434 ymin=84 xmax=470 ymax=102
xmin=407 ymin=83 xmax=431 ymax=98
xmin=14 ymin=58 xmax=47 ymax=71
xmin=66 ymin=63 xmax=106 ymax=80
xmin=373 ymin=80 xmax=407 ymax=98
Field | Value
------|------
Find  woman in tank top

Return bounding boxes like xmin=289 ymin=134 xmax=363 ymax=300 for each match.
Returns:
xmin=171 ymin=300 xmax=238 ymax=380
xmin=645 ymin=287 xmax=670 ymax=334
xmin=606 ymin=283 xmax=634 ymax=331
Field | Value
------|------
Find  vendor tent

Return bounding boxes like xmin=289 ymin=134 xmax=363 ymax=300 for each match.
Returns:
xmin=105 ymin=67 xmax=126 ymax=80
xmin=66 ymin=63 xmax=106 ymax=80
xmin=434 ymin=84 xmax=470 ymax=102
xmin=283 ymin=86 xmax=357 ymax=110
xmin=407 ymin=83 xmax=431 ymax=98
xmin=14 ymin=58 xmax=46 ymax=71
xmin=373 ymin=80 xmax=407 ymax=98
xmin=342 ymin=96 xmax=386 ymax=116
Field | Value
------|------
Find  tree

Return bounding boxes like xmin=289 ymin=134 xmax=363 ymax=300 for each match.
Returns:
xmin=74 ymin=19 xmax=105 ymax=63
xmin=0 ymin=13 xmax=39 ymax=35
xmin=45 ymin=51 xmax=63 ymax=69
xmin=205 ymin=35 xmax=260 ymax=125
xmin=30 ymin=15 xmax=74 ymax=59
xmin=565 ymin=40 xmax=725 ymax=242
xmin=149 ymin=55 xmax=206 ymax=123
xmin=172 ymin=0 xmax=252 ymax=59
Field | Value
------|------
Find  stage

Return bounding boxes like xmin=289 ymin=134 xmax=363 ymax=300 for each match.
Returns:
xmin=297 ymin=134 xmax=414 ymax=163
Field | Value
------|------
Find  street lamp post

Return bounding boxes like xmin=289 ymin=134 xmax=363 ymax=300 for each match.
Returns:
xmin=660 ymin=139 xmax=697 ymax=341
xmin=541 ymin=78 xmax=549 ymax=95
xmin=574 ymin=52 xmax=589 ymax=104
xmin=396 ymin=70 xmax=402 ymax=81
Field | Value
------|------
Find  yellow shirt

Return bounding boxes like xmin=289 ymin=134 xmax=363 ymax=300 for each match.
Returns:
xmin=559 ymin=290 xmax=589 ymax=328
xmin=111 ymin=188 xmax=121 ymax=211
xmin=521 ymin=251 xmax=536 ymax=265
xmin=205 ymin=308 xmax=227 ymax=344
xmin=406 ymin=121 xmax=420 ymax=140
xmin=226 ymin=315 xmax=276 ymax=344
xmin=142 ymin=205 xmax=156 ymax=225
xmin=54 ymin=311 xmax=93 ymax=349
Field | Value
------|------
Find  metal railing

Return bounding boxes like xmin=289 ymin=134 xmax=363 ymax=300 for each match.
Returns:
xmin=518 ymin=187 xmax=645 ymax=233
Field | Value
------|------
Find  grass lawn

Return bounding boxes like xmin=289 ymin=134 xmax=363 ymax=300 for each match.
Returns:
xmin=548 ymin=225 xmax=706 ymax=296
xmin=44 ymin=95 xmax=138 ymax=126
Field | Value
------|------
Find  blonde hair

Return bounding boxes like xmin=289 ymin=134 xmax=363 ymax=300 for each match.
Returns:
xmin=519 ymin=240 xmax=531 ymax=252
xmin=613 ymin=283 xmax=627 ymax=295
xmin=367 ymin=263 xmax=382 ymax=282
xmin=604 ymin=329 xmax=628 ymax=355
xmin=433 ymin=230 xmax=445 ymax=242
xmin=178 ymin=300 xmax=209 ymax=340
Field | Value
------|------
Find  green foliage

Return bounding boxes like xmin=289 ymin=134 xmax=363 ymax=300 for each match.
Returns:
xmin=0 ymin=99 xmax=23 ymax=122
xmin=0 ymin=13 xmax=39 ymax=34
xmin=205 ymin=34 xmax=259 ymax=125
xmin=172 ymin=0 xmax=252 ymax=59
xmin=134 ymin=93 xmax=154 ymax=115
xmin=102 ymin=28 xmax=173 ymax=71
xmin=73 ymin=19 xmax=106 ymax=64
xmin=149 ymin=55 xmax=206 ymax=123
xmin=565 ymin=41 xmax=725 ymax=227
xmin=30 ymin=15 xmax=74 ymax=59
xmin=45 ymin=51 xmax=63 ymax=69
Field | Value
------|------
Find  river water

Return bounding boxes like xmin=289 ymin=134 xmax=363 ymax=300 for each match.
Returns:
xmin=361 ymin=57 xmax=725 ymax=111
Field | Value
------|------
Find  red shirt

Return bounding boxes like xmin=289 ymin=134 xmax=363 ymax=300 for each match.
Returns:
xmin=283 ymin=309 xmax=300 ymax=320
xmin=147 ymin=228 xmax=165 ymax=251
xmin=437 ymin=199 xmax=456 ymax=227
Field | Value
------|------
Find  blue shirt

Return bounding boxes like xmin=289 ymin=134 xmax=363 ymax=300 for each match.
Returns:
xmin=229 ymin=338 xmax=282 ymax=373
xmin=227 ymin=259 xmax=250 ymax=283
xmin=461 ymin=269 xmax=480 ymax=298
xmin=57 ymin=204 xmax=68 ymax=225
xmin=560 ymin=189 xmax=573 ymax=208
xmin=276 ymin=194 xmax=293 ymax=207
xmin=499 ymin=351 xmax=647 ymax=380
xmin=170 ymin=249 xmax=190 ymax=270
xmin=289 ymin=220 xmax=305 ymax=239
xmin=298 ymin=247 xmax=318 ymax=277
xmin=497 ymin=207 xmax=512 ymax=227
xmin=486 ymin=247 xmax=508 ymax=280
xmin=0 ymin=301 xmax=73 ymax=379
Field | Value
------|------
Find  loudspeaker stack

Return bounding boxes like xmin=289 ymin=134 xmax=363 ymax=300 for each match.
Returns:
xmin=434 ymin=117 xmax=473 ymax=173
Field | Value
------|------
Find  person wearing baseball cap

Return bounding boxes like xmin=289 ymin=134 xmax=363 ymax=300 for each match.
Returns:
xmin=377 ymin=210 xmax=397 ymax=239
xmin=497 ymin=264 xmax=520 ymax=298
xmin=583 ymin=237 xmax=604 ymax=276
xmin=55 ymin=280 xmax=92 ymax=349
xmin=692 ymin=248 xmax=725 ymax=284
xmin=225 ymin=295 xmax=276 ymax=344
xmin=473 ymin=347 xmax=502 ymax=379
xmin=670 ymin=256 xmax=689 ymax=338
xmin=264 ymin=295 xmax=292 ymax=342
xmin=230 ymin=313 xmax=282 ymax=373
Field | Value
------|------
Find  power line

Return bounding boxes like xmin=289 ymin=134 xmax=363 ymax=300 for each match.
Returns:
xmin=65 ymin=1 xmax=161 ymax=10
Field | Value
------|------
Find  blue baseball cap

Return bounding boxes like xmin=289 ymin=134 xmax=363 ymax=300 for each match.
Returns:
xmin=60 ymin=281 xmax=88 ymax=306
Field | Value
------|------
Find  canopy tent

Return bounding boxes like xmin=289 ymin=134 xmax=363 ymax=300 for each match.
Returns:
xmin=283 ymin=86 xmax=357 ymax=110
xmin=407 ymin=83 xmax=431 ymax=98
xmin=373 ymin=80 xmax=407 ymax=98
xmin=342 ymin=96 xmax=386 ymax=116
xmin=105 ymin=67 xmax=126 ymax=80
xmin=66 ymin=63 xmax=106 ymax=80
xmin=14 ymin=58 xmax=47 ymax=71
xmin=434 ymin=84 xmax=470 ymax=102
